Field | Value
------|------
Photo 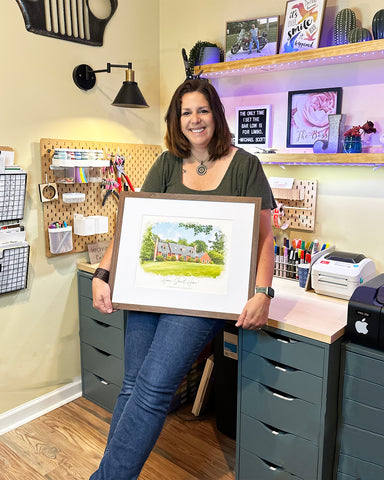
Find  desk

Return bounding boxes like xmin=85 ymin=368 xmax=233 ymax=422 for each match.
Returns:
xmin=236 ymin=278 xmax=347 ymax=480
xmin=78 ymin=263 xmax=348 ymax=478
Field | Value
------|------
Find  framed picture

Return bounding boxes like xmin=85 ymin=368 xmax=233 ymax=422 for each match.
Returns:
xmin=235 ymin=105 xmax=271 ymax=149
xmin=110 ymin=192 xmax=261 ymax=321
xmin=287 ymin=87 xmax=342 ymax=148
xmin=225 ymin=16 xmax=279 ymax=61
xmin=279 ymin=0 xmax=327 ymax=53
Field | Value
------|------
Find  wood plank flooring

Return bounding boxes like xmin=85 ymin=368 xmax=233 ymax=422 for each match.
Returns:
xmin=0 ymin=397 xmax=235 ymax=480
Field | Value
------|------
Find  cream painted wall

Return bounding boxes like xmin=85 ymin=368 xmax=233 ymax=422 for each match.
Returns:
xmin=160 ymin=0 xmax=384 ymax=271
xmin=1 ymin=0 xmax=383 ymax=415
xmin=0 ymin=1 xmax=160 ymax=413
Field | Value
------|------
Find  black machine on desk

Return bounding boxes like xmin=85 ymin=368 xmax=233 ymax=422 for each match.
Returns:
xmin=347 ymin=273 xmax=384 ymax=350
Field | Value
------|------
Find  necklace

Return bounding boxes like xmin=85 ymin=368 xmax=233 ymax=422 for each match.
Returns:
xmin=191 ymin=153 xmax=210 ymax=176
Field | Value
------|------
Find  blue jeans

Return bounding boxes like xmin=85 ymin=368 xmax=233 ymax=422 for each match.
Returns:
xmin=90 ymin=311 xmax=225 ymax=480
xmin=249 ymin=36 xmax=259 ymax=52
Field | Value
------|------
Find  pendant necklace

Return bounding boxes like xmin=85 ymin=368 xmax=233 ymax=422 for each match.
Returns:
xmin=191 ymin=153 xmax=210 ymax=176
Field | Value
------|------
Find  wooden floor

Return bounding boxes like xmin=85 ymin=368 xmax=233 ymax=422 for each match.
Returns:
xmin=0 ymin=397 xmax=235 ymax=480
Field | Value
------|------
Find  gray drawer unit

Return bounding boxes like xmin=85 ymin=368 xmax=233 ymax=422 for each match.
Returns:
xmin=78 ymin=270 xmax=127 ymax=412
xmin=237 ymin=326 xmax=341 ymax=480
xmin=336 ymin=342 xmax=384 ymax=478
xmin=240 ymin=414 xmax=318 ymax=479
xmin=241 ymin=377 xmax=321 ymax=443
xmin=242 ymin=328 xmax=325 ymax=376
xmin=242 ymin=351 xmax=322 ymax=405
xmin=238 ymin=449 xmax=303 ymax=480
xmin=338 ymin=453 xmax=384 ymax=480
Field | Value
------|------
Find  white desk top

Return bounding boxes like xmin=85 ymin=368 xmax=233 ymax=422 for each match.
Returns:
xmin=78 ymin=262 xmax=347 ymax=344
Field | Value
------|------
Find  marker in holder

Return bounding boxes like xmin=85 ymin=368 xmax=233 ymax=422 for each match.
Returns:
xmin=48 ymin=225 xmax=73 ymax=254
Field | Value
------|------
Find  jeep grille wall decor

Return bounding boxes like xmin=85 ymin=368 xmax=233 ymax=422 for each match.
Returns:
xmin=16 ymin=0 xmax=118 ymax=46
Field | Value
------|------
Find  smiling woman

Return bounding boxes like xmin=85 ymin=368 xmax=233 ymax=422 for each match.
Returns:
xmin=90 ymin=78 xmax=276 ymax=480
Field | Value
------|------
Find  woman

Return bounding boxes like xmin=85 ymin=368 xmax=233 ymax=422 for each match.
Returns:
xmin=90 ymin=78 xmax=276 ymax=480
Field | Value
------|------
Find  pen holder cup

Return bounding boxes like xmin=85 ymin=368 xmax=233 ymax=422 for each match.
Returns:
xmin=48 ymin=226 xmax=73 ymax=254
xmin=298 ymin=263 xmax=310 ymax=288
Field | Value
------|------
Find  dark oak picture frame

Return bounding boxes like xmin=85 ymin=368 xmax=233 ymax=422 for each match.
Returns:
xmin=110 ymin=192 xmax=261 ymax=320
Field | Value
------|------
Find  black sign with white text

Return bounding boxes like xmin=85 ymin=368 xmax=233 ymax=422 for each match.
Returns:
xmin=236 ymin=106 xmax=269 ymax=146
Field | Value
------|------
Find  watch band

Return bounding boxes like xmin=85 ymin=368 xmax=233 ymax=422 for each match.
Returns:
xmin=256 ymin=286 xmax=274 ymax=299
xmin=93 ymin=267 xmax=110 ymax=283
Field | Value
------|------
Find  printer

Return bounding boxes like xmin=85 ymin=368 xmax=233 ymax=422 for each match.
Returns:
xmin=311 ymin=251 xmax=376 ymax=300
xmin=347 ymin=273 xmax=384 ymax=350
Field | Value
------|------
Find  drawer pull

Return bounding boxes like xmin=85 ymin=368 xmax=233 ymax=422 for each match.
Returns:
xmin=272 ymin=392 xmax=294 ymax=401
xmin=93 ymin=319 xmax=110 ymax=328
xmin=93 ymin=347 xmax=111 ymax=357
xmin=94 ymin=374 xmax=109 ymax=385
xmin=275 ymin=365 xmax=286 ymax=372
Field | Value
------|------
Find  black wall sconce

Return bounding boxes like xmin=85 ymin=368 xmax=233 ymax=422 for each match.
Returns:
xmin=72 ymin=62 xmax=149 ymax=108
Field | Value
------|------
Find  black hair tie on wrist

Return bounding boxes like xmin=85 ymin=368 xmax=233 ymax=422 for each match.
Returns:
xmin=93 ymin=267 xmax=110 ymax=283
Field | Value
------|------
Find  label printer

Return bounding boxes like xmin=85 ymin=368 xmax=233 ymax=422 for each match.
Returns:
xmin=311 ymin=251 xmax=376 ymax=300
xmin=346 ymin=274 xmax=384 ymax=350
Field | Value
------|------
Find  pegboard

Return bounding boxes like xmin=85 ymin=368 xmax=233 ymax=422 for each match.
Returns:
xmin=272 ymin=179 xmax=317 ymax=231
xmin=40 ymin=138 xmax=161 ymax=257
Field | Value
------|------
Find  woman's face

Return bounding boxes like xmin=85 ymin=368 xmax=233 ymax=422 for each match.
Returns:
xmin=180 ymin=91 xmax=215 ymax=151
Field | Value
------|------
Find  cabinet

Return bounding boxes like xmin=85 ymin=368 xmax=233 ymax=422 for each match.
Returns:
xmin=336 ymin=342 xmax=384 ymax=479
xmin=78 ymin=270 xmax=127 ymax=412
xmin=236 ymin=326 xmax=342 ymax=480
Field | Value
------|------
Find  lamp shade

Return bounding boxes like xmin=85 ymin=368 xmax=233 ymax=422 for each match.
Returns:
xmin=112 ymin=81 xmax=149 ymax=108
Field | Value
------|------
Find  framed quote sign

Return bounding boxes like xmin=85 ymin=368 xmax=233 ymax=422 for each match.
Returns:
xmin=279 ymin=0 xmax=327 ymax=53
xmin=110 ymin=192 xmax=261 ymax=321
xmin=235 ymin=105 xmax=271 ymax=148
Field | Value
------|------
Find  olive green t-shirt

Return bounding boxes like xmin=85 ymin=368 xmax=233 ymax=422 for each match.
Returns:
xmin=141 ymin=148 xmax=276 ymax=210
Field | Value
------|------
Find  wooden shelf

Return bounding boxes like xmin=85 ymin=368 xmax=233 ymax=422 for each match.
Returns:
xmin=195 ymin=39 xmax=384 ymax=78
xmin=258 ymin=153 xmax=384 ymax=166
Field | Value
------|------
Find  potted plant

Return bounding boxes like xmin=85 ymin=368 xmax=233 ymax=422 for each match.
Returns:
xmin=343 ymin=120 xmax=376 ymax=153
xmin=188 ymin=41 xmax=224 ymax=70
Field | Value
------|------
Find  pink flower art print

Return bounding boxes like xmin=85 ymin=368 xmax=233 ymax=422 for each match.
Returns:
xmin=290 ymin=90 xmax=339 ymax=146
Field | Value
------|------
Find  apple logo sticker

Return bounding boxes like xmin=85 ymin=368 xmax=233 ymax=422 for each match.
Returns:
xmin=355 ymin=319 xmax=369 ymax=335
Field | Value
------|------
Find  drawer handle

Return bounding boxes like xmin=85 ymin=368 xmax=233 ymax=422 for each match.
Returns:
xmin=93 ymin=319 xmax=110 ymax=328
xmin=272 ymin=392 xmax=294 ymax=401
xmin=275 ymin=365 xmax=286 ymax=372
xmin=93 ymin=347 xmax=111 ymax=357
xmin=94 ymin=374 xmax=109 ymax=385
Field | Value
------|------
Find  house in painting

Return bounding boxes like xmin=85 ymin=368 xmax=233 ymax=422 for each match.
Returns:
xmin=197 ymin=252 xmax=211 ymax=264
xmin=154 ymin=239 xmax=211 ymax=263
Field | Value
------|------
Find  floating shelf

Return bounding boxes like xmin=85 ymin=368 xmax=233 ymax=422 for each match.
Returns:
xmin=258 ymin=153 xmax=384 ymax=166
xmin=195 ymin=39 xmax=384 ymax=78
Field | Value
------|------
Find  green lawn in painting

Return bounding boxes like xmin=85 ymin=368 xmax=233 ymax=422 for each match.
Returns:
xmin=141 ymin=261 xmax=224 ymax=278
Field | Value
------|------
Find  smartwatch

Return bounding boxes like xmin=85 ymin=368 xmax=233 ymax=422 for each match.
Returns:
xmin=256 ymin=286 xmax=275 ymax=299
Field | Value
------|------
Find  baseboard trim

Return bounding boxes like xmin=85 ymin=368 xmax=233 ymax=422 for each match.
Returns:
xmin=0 ymin=377 xmax=82 ymax=435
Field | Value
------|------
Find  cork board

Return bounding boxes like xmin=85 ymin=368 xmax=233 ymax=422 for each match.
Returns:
xmin=40 ymin=138 xmax=161 ymax=257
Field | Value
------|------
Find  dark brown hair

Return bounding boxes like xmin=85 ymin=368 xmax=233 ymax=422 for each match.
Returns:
xmin=164 ymin=79 xmax=232 ymax=160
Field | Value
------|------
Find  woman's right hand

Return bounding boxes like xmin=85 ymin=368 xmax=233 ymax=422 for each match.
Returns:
xmin=92 ymin=278 xmax=115 ymax=314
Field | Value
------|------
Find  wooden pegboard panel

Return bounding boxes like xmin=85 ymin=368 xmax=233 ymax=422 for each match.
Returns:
xmin=272 ymin=179 xmax=317 ymax=231
xmin=40 ymin=138 xmax=161 ymax=257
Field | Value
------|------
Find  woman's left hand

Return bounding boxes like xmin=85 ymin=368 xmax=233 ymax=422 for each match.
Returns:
xmin=236 ymin=293 xmax=271 ymax=330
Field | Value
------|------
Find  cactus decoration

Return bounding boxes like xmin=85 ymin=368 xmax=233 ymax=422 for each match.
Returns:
xmin=334 ymin=8 xmax=356 ymax=45
xmin=348 ymin=27 xmax=373 ymax=43
xmin=372 ymin=9 xmax=384 ymax=39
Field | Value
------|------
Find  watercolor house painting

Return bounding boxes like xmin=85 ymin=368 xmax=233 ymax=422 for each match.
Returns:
xmin=154 ymin=239 xmax=211 ymax=264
